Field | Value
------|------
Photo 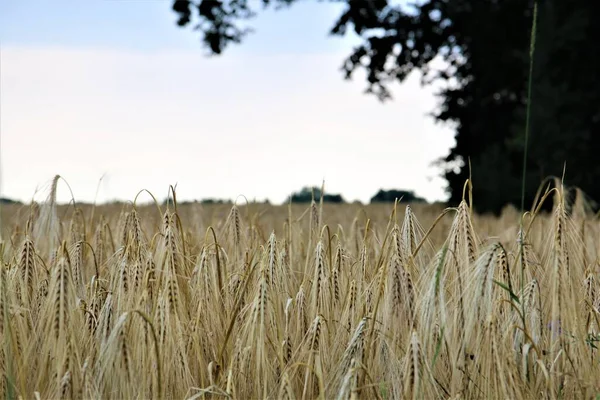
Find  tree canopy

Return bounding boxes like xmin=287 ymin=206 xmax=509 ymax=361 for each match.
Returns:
xmin=287 ymin=187 xmax=345 ymax=204
xmin=370 ymin=189 xmax=426 ymax=204
xmin=172 ymin=0 xmax=600 ymax=213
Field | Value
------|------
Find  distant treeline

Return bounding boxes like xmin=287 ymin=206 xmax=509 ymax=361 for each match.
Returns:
xmin=0 ymin=197 xmax=21 ymax=205
xmin=161 ymin=187 xmax=427 ymax=205
xmin=285 ymin=186 xmax=426 ymax=204
xmin=1 ymin=187 xmax=427 ymax=207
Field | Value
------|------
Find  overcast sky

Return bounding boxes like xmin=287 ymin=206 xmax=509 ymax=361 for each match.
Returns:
xmin=0 ymin=0 xmax=455 ymax=204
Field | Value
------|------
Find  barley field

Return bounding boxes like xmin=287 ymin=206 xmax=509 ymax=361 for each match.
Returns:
xmin=1 ymin=177 xmax=599 ymax=399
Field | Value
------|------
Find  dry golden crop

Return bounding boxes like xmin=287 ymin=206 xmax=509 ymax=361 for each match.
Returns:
xmin=1 ymin=177 xmax=599 ymax=399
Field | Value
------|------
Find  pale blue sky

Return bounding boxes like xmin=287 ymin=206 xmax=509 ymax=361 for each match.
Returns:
xmin=1 ymin=0 xmax=454 ymax=204
xmin=1 ymin=1 xmax=353 ymax=53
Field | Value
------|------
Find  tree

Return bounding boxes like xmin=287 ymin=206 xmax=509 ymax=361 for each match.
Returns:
xmin=287 ymin=187 xmax=345 ymax=203
xmin=370 ymin=189 xmax=426 ymax=204
xmin=0 ymin=197 xmax=21 ymax=205
xmin=525 ymin=1 xmax=600 ymax=210
xmin=172 ymin=0 xmax=600 ymax=213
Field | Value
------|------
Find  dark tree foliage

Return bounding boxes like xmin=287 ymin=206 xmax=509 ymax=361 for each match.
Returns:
xmin=0 ymin=197 xmax=20 ymax=205
xmin=287 ymin=187 xmax=345 ymax=203
xmin=370 ymin=189 xmax=426 ymax=204
xmin=172 ymin=0 xmax=600 ymax=213
xmin=199 ymin=198 xmax=231 ymax=204
xmin=525 ymin=1 xmax=600 ymax=212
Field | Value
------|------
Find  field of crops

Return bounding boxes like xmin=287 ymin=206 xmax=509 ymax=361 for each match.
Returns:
xmin=1 ymin=178 xmax=599 ymax=399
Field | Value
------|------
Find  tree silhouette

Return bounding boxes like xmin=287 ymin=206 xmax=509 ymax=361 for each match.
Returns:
xmin=172 ymin=0 xmax=600 ymax=213
xmin=370 ymin=189 xmax=426 ymax=204
xmin=287 ymin=187 xmax=345 ymax=204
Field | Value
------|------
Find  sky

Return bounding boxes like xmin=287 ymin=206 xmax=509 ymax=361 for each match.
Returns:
xmin=0 ymin=0 xmax=455 ymax=205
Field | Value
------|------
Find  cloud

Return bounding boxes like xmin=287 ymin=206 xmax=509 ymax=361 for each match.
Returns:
xmin=1 ymin=46 xmax=455 ymax=204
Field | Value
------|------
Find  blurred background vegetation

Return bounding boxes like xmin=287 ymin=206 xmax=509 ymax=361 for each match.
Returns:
xmin=172 ymin=0 xmax=600 ymax=214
